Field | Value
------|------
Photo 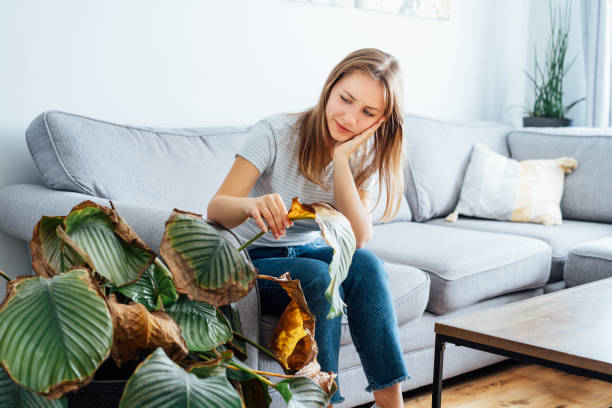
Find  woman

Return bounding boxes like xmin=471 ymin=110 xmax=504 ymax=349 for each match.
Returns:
xmin=208 ymin=48 xmax=408 ymax=407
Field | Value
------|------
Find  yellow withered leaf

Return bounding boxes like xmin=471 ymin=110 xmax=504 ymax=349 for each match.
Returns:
xmin=259 ymin=273 xmax=318 ymax=374
xmin=106 ymin=294 xmax=188 ymax=367
xmin=287 ymin=198 xmax=316 ymax=220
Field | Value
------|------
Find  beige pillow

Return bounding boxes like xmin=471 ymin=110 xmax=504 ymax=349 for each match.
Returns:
xmin=446 ymin=144 xmax=578 ymax=226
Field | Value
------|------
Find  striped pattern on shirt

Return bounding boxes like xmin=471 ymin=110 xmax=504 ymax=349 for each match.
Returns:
xmin=233 ymin=113 xmax=373 ymax=248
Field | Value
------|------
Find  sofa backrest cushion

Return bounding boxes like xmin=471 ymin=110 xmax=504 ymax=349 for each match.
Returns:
xmin=370 ymin=178 xmax=412 ymax=224
xmin=403 ymin=114 xmax=513 ymax=222
xmin=26 ymin=111 xmax=250 ymax=213
xmin=507 ymin=128 xmax=612 ymax=223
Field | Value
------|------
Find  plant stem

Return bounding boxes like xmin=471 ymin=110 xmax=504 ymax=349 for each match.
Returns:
xmin=232 ymin=331 xmax=285 ymax=369
xmin=228 ymin=363 xmax=276 ymax=387
xmin=227 ymin=365 xmax=292 ymax=379
xmin=0 ymin=270 xmax=11 ymax=282
xmin=238 ymin=231 xmax=265 ymax=252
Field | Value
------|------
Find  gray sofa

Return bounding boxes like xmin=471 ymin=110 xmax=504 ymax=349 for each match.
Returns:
xmin=1 ymin=111 xmax=612 ymax=407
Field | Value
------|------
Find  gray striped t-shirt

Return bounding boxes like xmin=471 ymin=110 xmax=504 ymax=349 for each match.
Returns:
xmin=233 ymin=113 xmax=372 ymax=248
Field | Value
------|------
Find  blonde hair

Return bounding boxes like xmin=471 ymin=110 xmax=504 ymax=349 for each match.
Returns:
xmin=295 ymin=48 xmax=405 ymax=222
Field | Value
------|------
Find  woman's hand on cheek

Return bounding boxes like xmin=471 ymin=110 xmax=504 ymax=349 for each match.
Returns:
xmin=332 ymin=116 xmax=385 ymax=161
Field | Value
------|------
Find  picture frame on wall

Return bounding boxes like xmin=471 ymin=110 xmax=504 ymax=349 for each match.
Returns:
xmin=290 ymin=0 xmax=451 ymax=20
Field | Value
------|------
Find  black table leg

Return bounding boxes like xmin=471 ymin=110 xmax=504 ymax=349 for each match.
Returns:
xmin=432 ymin=334 xmax=446 ymax=408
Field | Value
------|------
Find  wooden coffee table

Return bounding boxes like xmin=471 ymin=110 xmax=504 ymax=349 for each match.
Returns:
xmin=432 ymin=277 xmax=612 ymax=407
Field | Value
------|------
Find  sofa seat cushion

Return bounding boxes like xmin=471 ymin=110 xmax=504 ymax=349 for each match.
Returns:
xmin=564 ymin=236 xmax=612 ymax=287
xmin=260 ymin=263 xmax=429 ymax=347
xmin=427 ymin=218 xmax=612 ymax=283
xmin=26 ymin=111 xmax=250 ymax=213
xmin=364 ymin=222 xmax=551 ymax=315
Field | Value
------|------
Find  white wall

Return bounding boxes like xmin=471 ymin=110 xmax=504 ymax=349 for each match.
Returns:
xmin=0 ymin=0 xmax=532 ymax=297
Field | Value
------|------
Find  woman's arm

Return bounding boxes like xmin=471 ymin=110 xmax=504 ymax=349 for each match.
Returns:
xmin=332 ymin=153 xmax=372 ymax=248
xmin=207 ymin=156 xmax=290 ymax=240
xmin=331 ymin=117 xmax=384 ymax=248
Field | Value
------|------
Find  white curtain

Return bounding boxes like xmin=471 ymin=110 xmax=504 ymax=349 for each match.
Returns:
xmin=581 ymin=0 xmax=611 ymax=126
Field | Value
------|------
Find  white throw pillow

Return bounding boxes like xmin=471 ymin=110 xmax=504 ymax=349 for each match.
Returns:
xmin=445 ymin=144 xmax=578 ymax=226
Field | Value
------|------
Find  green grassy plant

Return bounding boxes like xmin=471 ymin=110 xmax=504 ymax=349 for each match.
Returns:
xmin=524 ymin=0 xmax=585 ymax=118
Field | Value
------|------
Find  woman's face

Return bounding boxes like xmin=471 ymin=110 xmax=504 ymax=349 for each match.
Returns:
xmin=325 ymin=71 xmax=385 ymax=143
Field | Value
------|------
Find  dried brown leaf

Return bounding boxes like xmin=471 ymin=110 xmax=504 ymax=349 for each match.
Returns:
xmin=295 ymin=361 xmax=337 ymax=398
xmin=106 ymin=294 xmax=188 ymax=367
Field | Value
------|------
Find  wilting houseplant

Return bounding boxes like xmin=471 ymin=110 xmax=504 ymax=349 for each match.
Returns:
xmin=523 ymin=0 xmax=585 ymax=127
xmin=0 ymin=197 xmax=355 ymax=407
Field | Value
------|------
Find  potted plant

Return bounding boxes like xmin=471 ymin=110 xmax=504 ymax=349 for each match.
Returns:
xmin=523 ymin=0 xmax=585 ymax=127
xmin=0 ymin=197 xmax=354 ymax=407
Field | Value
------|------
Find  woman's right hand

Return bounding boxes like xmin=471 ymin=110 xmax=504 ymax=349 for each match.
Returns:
xmin=242 ymin=194 xmax=292 ymax=240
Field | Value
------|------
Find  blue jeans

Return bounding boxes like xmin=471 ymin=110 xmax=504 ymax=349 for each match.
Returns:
xmin=249 ymin=238 xmax=409 ymax=404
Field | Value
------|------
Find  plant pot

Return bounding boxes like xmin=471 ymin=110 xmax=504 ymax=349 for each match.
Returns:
xmin=523 ymin=116 xmax=572 ymax=127
xmin=66 ymin=358 xmax=140 ymax=407
xmin=66 ymin=379 xmax=126 ymax=408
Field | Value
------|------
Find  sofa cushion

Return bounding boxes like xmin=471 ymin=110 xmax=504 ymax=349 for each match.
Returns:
xmin=427 ymin=217 xmax=612 ymax=282
xmin=370 ymin=180 xmax=412 ymax=225
xmin=364 ymin=222 xmax=551 ymax=315
xmin=564 ymin=236 xmax=612 ymax=287
xmin=446 ymin=143 xmax=577 ymax=225
xmin=507 ymin=128 xmax=612 ymax=223
xmin=403 ymin=114 xmax=513 ymax=222
xmin=26 ymin=111 xmax=250 ymax=213
xmin=260 ymin=263 xmax=429 ymax=347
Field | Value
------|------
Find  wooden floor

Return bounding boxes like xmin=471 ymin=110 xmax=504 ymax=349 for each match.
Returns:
xmin=401 ymin=360 xmax=612 ymax=408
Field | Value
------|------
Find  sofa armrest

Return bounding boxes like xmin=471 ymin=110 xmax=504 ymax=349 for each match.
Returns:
xmin=0 ymin=183 xmax=260 ymax=369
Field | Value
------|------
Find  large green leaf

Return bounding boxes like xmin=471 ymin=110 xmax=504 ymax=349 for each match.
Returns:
xmin=165 ymin=295 xmax=232 ymax=352
xmin=113 ymin=258 xmax=178 ymax=311
xmin=0 ymin=269 xmax=113 ymax=398
xmin=63 ymin=202 xmax=155 ymax=286
xmin=315 ymin=205 xmax=355 ymax=319
xmin=160 ymin=210 xmax=257 ymax=306
xmin=29 ymin=201 xmax=155 ymax=287
xmin=288 ymin=198 xmax=356 ymax=319
xmin=220 ymin=303 xmax=248 ymax=361
xmin=119 ymin=348 xmax=241 ymax=408
xmin=275 ymin=376 xmax=330 ymax=408
xmin=0 ymin=366 xmax=67 ymax=408
xmin=30 ymin=217 xmax=86 ymax=277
